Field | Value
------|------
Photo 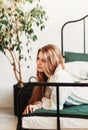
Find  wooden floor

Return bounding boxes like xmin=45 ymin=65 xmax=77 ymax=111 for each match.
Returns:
xmin=0 ymin=108 xmax=17 ymax=130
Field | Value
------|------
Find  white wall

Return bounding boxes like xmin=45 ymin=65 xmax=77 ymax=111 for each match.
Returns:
xmin=1 ymin=0 xmax=88 ymax=108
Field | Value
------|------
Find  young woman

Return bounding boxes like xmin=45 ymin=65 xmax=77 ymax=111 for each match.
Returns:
xmin=23 ymin=44 xmax=73 ymax=114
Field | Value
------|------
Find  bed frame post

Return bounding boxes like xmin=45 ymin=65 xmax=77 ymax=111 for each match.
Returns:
xmin=83 ymin=18 xmax=86 ymax=54
xmin=56 ymin=85 xmax=60 ymax=130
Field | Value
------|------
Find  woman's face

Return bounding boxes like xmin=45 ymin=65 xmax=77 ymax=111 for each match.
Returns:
xmin=37 ymin=51 xmax=47 ymax=73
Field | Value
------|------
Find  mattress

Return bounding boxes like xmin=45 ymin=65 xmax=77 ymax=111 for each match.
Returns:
xmin=22 ymin=105 xmax=88 ymax=129
xmin=22 ymin=116 xmax=88 ymax=129
xmin=60 ymin=104 xmax=88 ymax=128
xmin=22 ymin=109 xmax=57 ymax=129
xmin=60 ymin=117 xmax=88 ymax=128
xmin=22 ymin=116 xmax=56 ymax=129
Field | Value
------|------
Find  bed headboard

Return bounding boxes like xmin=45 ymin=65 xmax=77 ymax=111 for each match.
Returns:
xmin=61 ymin=15 xmax=88 ymax=62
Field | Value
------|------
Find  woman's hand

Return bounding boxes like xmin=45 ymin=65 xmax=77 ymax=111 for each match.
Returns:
xmin=22 ymin=104 xmax=37 ymax=115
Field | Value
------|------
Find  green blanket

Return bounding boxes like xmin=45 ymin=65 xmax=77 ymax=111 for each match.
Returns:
xmin=60 ymin=104 xmax=88 ymax=118
xmin=23 ymin=104 xmax=88 ymax=118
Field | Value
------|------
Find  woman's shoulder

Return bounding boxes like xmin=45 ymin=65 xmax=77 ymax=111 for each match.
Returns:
xmin=50 ymin=66 xmax=73 ymax=82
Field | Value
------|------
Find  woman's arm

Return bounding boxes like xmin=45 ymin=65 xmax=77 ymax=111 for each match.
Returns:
xmin=41 ymin=87 xmax=57 ymax=110
xmin=41 ymin=86 xmax=72 ymax=110
xmin=23 ymin=101 xmax=42 ymax=114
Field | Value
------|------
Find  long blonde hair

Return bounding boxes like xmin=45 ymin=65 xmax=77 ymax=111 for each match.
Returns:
xmin=29 ymin=44 xmax=64 ymax=104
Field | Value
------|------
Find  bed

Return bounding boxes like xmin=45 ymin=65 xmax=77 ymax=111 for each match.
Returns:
xmin=16 ymin=15 xmax=88 ymax=130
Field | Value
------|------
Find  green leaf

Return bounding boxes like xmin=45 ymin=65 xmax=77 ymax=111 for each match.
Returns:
xmin=16 ymin=46 xmax=21 ymax=53
xmin=36 ymin=22 xmax=39 ymax=26
xmin=27 ymin=0 xmax=34 ymax=3
xmin=2 ymin=20 xmax=8 ymax=25
xmin=25 ymin=57 xmax=27 ymax=61
xmin=28 ymin=29 xmax=34 ymax=34
xmin=32 ymin=35 xmax=37 ymax=41
xmin=2 ymin=8 xmax=4 ymax=13
xmin=26 ymin=43 xmax=28 ymax=46
xmin=5 ymin=40 xmax=9 ymax=45
xmin=40 ymin=25 xmax=45 ymax=30
xmin=19 ymin=55 xmax=24 ymax=60
xmin=27 ymin=49 xmax=29 ymax=53
xmin=27 ymin=65 xmax=30 ymax=68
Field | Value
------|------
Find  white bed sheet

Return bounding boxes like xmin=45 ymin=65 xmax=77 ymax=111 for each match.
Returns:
xmin=22 ymin=116 xmax=88 ymax=129
xmin=22 ymin=116 xmax=56 ymax=129
xmin=60 ymin=117 xmax=88 ymax=128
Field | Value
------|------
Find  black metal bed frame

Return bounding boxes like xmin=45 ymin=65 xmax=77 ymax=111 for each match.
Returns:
xmin=17 ymin=82 xmax=88 ymax=130
xmin=17 ymin=15 xmax=88 ymax=130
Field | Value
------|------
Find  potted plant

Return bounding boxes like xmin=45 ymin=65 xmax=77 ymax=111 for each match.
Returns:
xmin=0 ymin=0 xmax=47 ymax=115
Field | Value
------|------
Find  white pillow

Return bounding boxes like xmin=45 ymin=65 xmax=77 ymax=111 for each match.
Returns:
xmin=65 ymin=61 xmax=88 ymax=82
